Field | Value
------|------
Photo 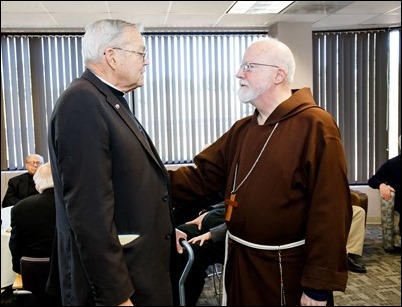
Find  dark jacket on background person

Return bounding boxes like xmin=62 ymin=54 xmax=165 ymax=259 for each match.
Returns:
xmin=9 ymin=188 xmax=56 ymax=273
xmin=368 ymin=154 xmax=401 ymax=213
xmin=2 ymin=173 xmax=39 ymax=208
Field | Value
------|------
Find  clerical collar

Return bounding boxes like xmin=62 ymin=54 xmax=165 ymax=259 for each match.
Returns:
xmin=107 ymin=85 xmax=125 ymax=98
xmin=88 ymin=69 xmax=125 ymax=96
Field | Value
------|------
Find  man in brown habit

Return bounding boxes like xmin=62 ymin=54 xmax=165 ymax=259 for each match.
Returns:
xmin=172 ymin=37 xmax=352 ymax=306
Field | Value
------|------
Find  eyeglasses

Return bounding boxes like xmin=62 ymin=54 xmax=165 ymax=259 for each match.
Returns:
xmin=26 ymin=161 xmax=43 ymax=166
xmin=240 ymin=62 xmax=279 ymax=72
xmin=113 ymin=47 xmax=147 ymax=60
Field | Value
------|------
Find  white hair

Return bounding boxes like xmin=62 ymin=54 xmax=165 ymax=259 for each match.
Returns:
xmin=33 ymin=162 xmax=54 ymax=193
xmin=82 ymin=19 xmax=139 ymax=65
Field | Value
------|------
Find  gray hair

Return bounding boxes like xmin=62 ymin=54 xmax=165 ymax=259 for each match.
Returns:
xmin=33 ymin=162 xmax=54 ymax=193
xmin=82 ymin=19 xmax=138 ymax=65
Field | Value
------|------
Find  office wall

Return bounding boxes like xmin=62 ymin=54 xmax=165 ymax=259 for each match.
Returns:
xmin=350 ymin=185 xmax=382 ymax=224
xmin=269 ymin=22 xmax=313 ymax=91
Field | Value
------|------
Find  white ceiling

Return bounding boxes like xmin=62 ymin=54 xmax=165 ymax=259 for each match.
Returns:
xmin=1 ymin=1 xmax=401 ymax=33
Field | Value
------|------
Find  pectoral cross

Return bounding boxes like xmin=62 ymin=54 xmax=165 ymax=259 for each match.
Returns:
xmin=225 ymin=193 xmax=238 ymax=221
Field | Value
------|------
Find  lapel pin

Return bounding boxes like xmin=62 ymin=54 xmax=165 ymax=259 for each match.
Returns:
xmin=115 ymin=104 xmax=120 ymax=109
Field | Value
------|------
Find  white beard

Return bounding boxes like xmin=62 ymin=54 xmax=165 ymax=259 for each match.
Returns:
xmin=237 ymin=78 xmax=271 ymax=104
xmin=237 ymin=87 xmax=257 ymax=104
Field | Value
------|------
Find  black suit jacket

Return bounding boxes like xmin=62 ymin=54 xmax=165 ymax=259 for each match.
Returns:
xmin=47 ymin=69 xmax=175 ymax=305
xmin=9 ymin=188 xmax=56 ymax=273
xmin=2 ymin=172 xmax=39 ymax=208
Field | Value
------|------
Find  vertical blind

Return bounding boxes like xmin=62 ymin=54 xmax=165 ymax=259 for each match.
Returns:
xmin=313 ymin=28 xmax=400 ymax=183
xmin=131 ymin=34 xmax=264 ymax=163
xmin=1 ymin=30 xmax=400 ymax=183
xmin=0 ymin=32 xmax=265 ymax=169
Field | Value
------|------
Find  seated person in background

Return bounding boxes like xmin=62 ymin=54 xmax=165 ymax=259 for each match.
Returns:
xmin=347 ymin=205 xmax=367 ymax=273
xmin=2 ymin=153 xmax=44 ymax=208
xmin=368 ymin=136 xmax=401 ymax=238
xmin=174 ymin=203 xmax=225 ymax=306
xmin=9 ymin=162 xmax=56 ymax=273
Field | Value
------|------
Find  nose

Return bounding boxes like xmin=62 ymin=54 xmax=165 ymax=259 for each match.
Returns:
xmin=235 ymin=69 xmax=244 ymax=78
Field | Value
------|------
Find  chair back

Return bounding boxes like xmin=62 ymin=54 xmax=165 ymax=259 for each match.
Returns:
xmin=20 ymin=256 xmax=54 ymax=305
xmin=350 ymin=190 xmax=368 ymax=224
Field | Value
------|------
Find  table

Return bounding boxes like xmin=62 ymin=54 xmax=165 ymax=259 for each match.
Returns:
xmin=1 ymin=206 xmax=16 ymax=290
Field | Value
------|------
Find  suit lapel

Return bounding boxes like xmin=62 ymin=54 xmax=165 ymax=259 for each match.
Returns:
xmin=81 ymin=69 xmax=165 ymax=171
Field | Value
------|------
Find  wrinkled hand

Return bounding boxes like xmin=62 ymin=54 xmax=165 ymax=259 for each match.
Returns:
xmin=300 ymin=293 xmax=327 ymax=306
xmin=188 ymin=231 xmax=212 ymax=246
xmin=379 ymin=183 xmax=395 ymax=201
xmin=185 ymin=211 xmax=208 ymax=230
xmin=175 ymin=228 xmax=187 ymax=254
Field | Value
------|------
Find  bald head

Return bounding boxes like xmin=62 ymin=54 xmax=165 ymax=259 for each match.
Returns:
xmin=25 ymin=154 xmax=44 ymax=175
xmin=247 ymin=38 xmax=296 ymax=84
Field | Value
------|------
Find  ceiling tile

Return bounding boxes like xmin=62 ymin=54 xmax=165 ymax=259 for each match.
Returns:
xmin=108 ymin=1 xmax=171 ymax=13
xmin=41 ymin=1 xmax=108 ymax=13
xmin=170 ymin=1 xmax=233 ymax=14
xmin=283 ymin=1 xmax=354 ymax=14
xmin=1 ymin=1 xmax=400 ymax=32
xmin=165 ymin=14 xmax=224 ymax=27
xmin=312 ymin=13 xmax=378 ymax=28
xmin=335 ymin=1 xmax=401 ymax=14
xmin=1 ymin=1 xmax=46 ymax=13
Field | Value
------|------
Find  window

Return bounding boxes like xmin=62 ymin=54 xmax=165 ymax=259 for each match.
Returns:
xmin=2 ymin=29 xmax=399 ymax=184
xmin=1 ymin=32 xmax=266 ymax=169
xmin=130 ymin=34 xmax=267 ymax=163
xmin=313 ymin=28 xmax=401 ymax=183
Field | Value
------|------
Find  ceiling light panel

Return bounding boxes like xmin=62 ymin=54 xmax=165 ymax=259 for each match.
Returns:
xmin=228 ymin=1 xmax=294 ymax=14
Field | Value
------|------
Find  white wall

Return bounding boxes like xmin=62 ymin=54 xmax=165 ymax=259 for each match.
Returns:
xmin=269 ymin=22 xmax=313 ymax=90
xmin=350 ymin=185 xmax=382 ymax=224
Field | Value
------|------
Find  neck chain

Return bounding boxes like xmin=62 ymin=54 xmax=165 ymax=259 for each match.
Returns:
xmin=225 ymin=122 xmax=279 ymax=221
xmin=231 ymin=122 xmax=279 ymax=194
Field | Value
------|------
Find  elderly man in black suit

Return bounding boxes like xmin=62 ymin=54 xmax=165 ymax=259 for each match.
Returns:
xmin=9 ymin=162 xmax=55 ymax=274
xmin=2 ymin=154 xmax=44 ymax=208
xmin=47 ymin=19 xmax=175 ymax=306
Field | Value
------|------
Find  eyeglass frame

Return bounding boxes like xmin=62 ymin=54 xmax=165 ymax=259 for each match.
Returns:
xmin=25 ymin=161 xmax=43 ymax=166
xmin=112 ymin=47 xmax=147 ymax=60
xmin=240 ymin=62 xmax=279 ymax=72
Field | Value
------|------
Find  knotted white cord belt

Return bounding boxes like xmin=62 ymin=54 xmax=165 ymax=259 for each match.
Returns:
xmin=221 ymin=231 xmax=305 ymax=306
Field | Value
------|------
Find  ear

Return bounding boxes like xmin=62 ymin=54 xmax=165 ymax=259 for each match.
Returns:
xmin=274 ymin=68 xmax=286 ymax=84
xmin=104 ymin=48 xmax=118 ymax=69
